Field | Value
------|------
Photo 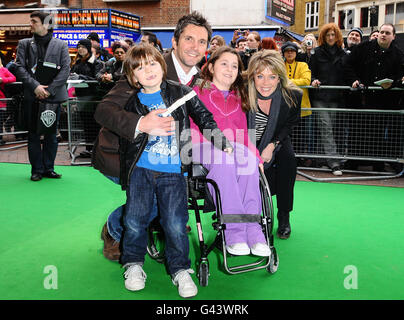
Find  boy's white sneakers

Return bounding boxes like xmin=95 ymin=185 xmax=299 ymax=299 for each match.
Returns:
xmin=172 ymin=269 xmax=198 ymax=298
xmin=124 ymin=264 xmax=147 ymax=291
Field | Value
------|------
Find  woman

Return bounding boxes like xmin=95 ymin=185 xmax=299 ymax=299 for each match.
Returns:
xmin=70 ymin=39 xmax=104 ymax=88
xmin=191 ymin=46 xmax=271 ymax=256
xmin=297 ymin=33 xmax=318 ymax=65
xmin=281 ymin=41 xmax=313 ymax=163
xmin=246 ymin=50 xmax=302 ymax=239
xmin=198 ymin=35 xmax=225 ymax=69
xmin=309 ymin=23 xmax=346 ymax=175
xmin=97 ymin=40 xmax=129 ymax=95
xmin=240 ymin=31 xmax=262 ymax=70
xmin=70 ymin=39 xmax=104 ymax=157
xmin=261 ymin=37 xmax=278 ymax=51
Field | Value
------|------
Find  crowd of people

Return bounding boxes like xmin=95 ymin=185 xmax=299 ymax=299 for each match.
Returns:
xmin=0 ymin=10 xmax=403 ymax=299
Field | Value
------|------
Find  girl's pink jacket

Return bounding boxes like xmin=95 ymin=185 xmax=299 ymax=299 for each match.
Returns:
xmin=190 ymin=82 xmax=262 ymax=163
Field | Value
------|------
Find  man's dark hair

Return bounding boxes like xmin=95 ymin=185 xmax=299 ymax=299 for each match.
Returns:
xmin=380 ymin=23 xmax=396 ymax=35
xmin=370 ymin=29 xmax=379 ymax=36
xmin=142 ymin=31 xmax=158 ymax=46
xmin=173 ymin=11 xmax=212 ymax=44
xmin=30 ymin=11 xmax=53 ymax=26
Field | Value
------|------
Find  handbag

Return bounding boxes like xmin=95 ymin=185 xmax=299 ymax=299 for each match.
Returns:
xmin=36 ymin=101 xmax=59 ymax=135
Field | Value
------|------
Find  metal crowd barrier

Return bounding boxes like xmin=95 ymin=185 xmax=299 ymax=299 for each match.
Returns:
xmin=0 ymin=95 xmax=26 ymax=149
xmin=292 ymin=85 xmax=404 ymax=182
xmin=1 ymin=82 xmax=403 ymax=182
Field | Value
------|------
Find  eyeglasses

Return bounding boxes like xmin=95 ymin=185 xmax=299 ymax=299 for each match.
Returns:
xmin=114 ymin=51 xmax=125 ymax=55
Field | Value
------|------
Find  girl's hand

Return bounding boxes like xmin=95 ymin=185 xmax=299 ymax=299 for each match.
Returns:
xmin=224 ymin=147 xmax=233 ymax=155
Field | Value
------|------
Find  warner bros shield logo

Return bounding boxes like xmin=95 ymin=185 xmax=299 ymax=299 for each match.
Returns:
xmin=40 ymin=110 xmax=57 ymax=127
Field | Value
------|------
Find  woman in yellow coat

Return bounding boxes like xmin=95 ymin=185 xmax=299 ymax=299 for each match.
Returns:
xmin=281 ymin=41 xmax=313 ymax=164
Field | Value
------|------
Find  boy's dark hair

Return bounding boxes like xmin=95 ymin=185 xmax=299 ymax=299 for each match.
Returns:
xmin=30 ymin=11 xmax=53 ymax=26
xmin=142 ymin=31 xmax=158 ymax=46
xmin=123 ymin=44 xmax=167 ymax=88
xmin=173 ymin=11 xmax=212 ymax=45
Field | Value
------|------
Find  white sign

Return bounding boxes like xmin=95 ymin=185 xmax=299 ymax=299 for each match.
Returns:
xmin=41 ymin=0 xmax=61 ymax=6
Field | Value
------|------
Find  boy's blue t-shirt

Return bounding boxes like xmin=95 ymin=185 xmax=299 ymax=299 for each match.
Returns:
xmin=136 ymin=90 xmax=181 ymax=173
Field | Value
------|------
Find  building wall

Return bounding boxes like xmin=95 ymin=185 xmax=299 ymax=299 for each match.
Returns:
xmin=79 ymin=0 xmax=190 ymax=26
xmin=1 ymin=0 xmax=190 ymax=27
xmin=191 ymin=0 xmax=266 ymax=26
xmin=2 ymin=0 xmax=30 ymax=7
xmin=289 ymin=0 xmax=328 ymax=37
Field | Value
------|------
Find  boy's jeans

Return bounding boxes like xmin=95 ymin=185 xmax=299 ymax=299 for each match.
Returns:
xmin=105 ymin=174 xmax=158 ymax=242
xmin=121 ymin=167 xmax=191 ymax=275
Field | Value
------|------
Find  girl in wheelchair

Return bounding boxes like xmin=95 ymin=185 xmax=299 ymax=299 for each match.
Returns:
xmin=191 ymin=46 xmax=271 ymax=257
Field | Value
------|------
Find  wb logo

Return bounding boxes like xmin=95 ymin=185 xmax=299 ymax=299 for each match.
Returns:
xmin=40 ymin=110 xmax=56 ymax=128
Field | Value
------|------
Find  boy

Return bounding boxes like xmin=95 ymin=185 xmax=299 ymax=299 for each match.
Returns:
xmin=94 ymin=44 xmax=232 ymax=298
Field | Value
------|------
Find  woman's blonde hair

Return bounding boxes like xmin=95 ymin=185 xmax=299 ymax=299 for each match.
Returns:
xmin=123 ymin=43 xmax=167 ymax=88
xmin=210 ymin=35 xmax=226 ymax=47
xmin=300 ymin=33 xmax=317 ymax=53
xmin=246 ymin=49 xmax=301 ymax=111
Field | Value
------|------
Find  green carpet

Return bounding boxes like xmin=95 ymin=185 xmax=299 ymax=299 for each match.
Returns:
xmin=1 ymin=162 xmax=403 ymax=300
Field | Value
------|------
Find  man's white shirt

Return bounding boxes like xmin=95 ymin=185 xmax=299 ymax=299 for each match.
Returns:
xmin=171 ymin=51 xmax=198 ymax=85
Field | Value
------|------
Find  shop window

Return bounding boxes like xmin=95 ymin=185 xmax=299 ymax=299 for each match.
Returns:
xmin=386 ymin=4 xmax=394 ymax=24
xmin=360 ymin=7 xmax=369 ymax=28
xmin=338 ymin=9 xmax=354 ymax=30
xmin=305 ymin=1 xmax=319 ymax=30
xmin=397 ymin=2 xmax=404 ymax=24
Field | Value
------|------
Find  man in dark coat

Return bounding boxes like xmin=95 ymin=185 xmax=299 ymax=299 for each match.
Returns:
xmin=15 ymin=11 xmax=70 ymax=181
xmin=87 ymin=32 xmax=113 ymax=62
xmin=343 ymin=23 xmax=404 ymax=170
xmin=98 ymin=11 xmax=212 ymax=261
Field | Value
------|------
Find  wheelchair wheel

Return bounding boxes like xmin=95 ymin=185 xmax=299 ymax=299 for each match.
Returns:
xmin=267 ymin=247 xmax=279 ymax=274
xmin=146 ymin=225 xmax=165 ymax=264
xmin=198 ymin=261 xmax=210 ymax=287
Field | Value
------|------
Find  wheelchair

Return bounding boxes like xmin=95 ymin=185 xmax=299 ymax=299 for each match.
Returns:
xmin=146 ymin=163 xmax=279 ymax=286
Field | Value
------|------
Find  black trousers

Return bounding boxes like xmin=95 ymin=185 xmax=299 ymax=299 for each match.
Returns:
xmin=27 ymin=102 xmax=61 ymax=174
xmin=264 ymin=138 xmax=297 ymax=213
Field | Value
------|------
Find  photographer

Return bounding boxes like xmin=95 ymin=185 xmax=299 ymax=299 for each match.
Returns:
xmin=229 ymin=29 xmax=249 ymax=48
xmin=297 ymin=33 xmax=317 ymax=65
xmin=240 ymin=31 xmax=262 ymax=70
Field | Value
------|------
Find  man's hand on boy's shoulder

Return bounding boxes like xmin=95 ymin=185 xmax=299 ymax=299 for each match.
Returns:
xmin=138 ymin=109 xmax=175 ymax=136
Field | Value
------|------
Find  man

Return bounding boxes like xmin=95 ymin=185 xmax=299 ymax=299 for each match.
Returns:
xmin=15 ymin=11 xmax=70 ymax=181
xmin=345 ymin=27 xmax=363 ymax=53
xmin=341 ymin=28 xmax=364 ymax=169
xmin=369 ymin=29 xmax=379 ymax=40
xmin=100 ymin=11 xmax=212 ymax=261
xmin=344 ymin=24 xmax=403 ymax=91
xmin=87 ymin=32 xmax=112 ymax=62
xmin=343 ymin=23 xmax=404 ymax=171
xmin=140 ymin=31 xmax=162 ymax=52
xmin=235 ymin=38 xmax=247 ymax=53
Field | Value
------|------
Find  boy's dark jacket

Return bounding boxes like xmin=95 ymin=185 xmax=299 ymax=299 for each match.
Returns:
xmin=93 ymin=77 xmax=231 ymax=189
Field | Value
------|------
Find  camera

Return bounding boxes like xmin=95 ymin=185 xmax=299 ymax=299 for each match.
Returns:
xmin=306 ymin=40 xmax=313 ymax=47
xmin=245 ymin=48 xmax=257 ymax=56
